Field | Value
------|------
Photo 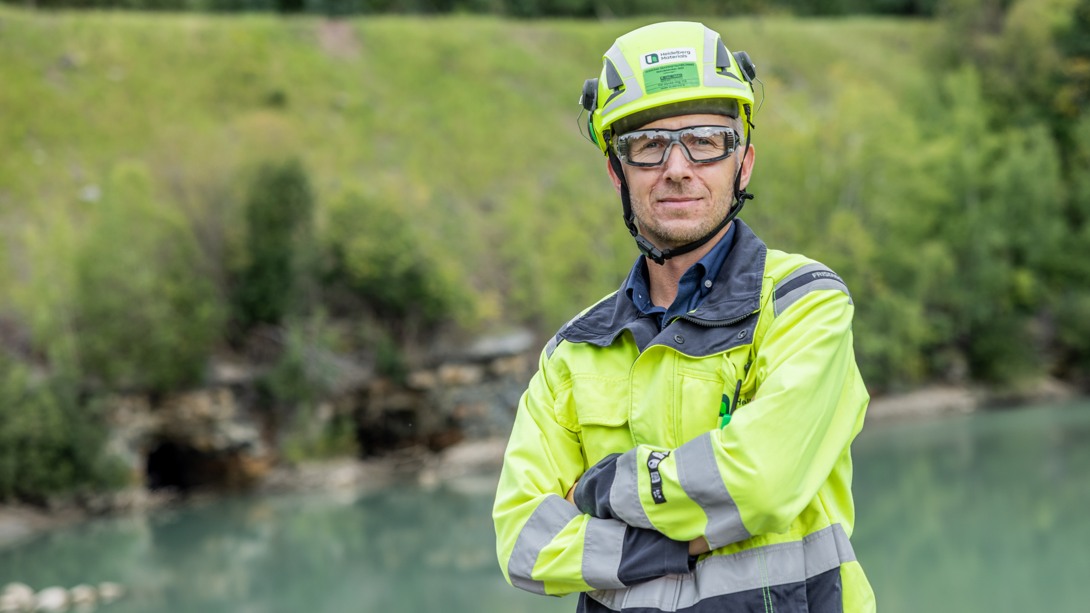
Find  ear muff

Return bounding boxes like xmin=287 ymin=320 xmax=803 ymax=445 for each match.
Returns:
xmin=581 ymin=78 xmax=598 ymax=112
xmin=581 ymin=78 xmax=600 ymax=146
xmin=732 ymin=51 xmax=757 ymax=83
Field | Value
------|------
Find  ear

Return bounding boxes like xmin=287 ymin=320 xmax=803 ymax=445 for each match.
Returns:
xmin=737 ymin=144 xmax=756 ymax=190
xmin=606 ymin=158 xmax=624 ymax=195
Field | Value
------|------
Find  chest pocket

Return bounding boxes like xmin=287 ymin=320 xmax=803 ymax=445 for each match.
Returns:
xmin=676 ymin=346 xmax=753 ymax=443
xmin=565 ymin=375 xmax=634 ymax=467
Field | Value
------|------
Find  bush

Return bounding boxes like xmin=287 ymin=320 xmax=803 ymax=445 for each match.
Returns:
xmin=322 ymin=188 xmax=475 ymax=335
xmin=235 ymin=158 xmax=316 ymax=328
xmin=259 ymin=314 xmax=359 ymax=462
xmin=260 ymin=313 xmax=340 ymax=408
xmin=74 ymin=162 xmax=223 ymax=392
xmin=0 ymin=358 xmax=128 ymax=503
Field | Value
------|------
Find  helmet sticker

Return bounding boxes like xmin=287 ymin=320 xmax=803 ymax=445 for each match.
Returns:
xmin=644 ymin=63 xmax=699 ymax=94
xmin=642 ymin=47 xmax=699 ymax=94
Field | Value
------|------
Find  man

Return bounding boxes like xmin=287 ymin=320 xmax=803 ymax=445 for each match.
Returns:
xmin=493 ymin=21 xmax=876 ymax=612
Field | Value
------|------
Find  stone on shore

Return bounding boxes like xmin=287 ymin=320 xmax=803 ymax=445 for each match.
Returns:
xmin=97 ymin=583 xmax=123 ymax=603
xmin=1 ymin=582 xmax=34 ymax=612
xmin=33 ymin=587 xmax=68 ymax=612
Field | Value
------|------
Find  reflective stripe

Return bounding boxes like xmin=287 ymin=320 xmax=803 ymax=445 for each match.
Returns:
xmin=701 ymin=26 xmax=749 ymax=92
xmin=544 ymin=334 xmax=561 ymax=359
xmin=508 ymin=495 xmax=579 ymax=595
xmin=582 ymin=519 xmax=628 ymax=590
xmin=774 ymin=263 xmax=851 ymax=316
xmin=609 ymin=449 xmax=654 ymax=530
xmin=675 ymin=433 xmax=751 ymax=549
xmin=587 ymin=524 xmax=856 ymax=612
xmin=601 ymin=45 xmax=644 ymax=116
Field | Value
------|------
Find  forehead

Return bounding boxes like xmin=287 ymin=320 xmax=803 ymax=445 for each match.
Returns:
xmin=638 ymin=113 xmax=733 ymax=131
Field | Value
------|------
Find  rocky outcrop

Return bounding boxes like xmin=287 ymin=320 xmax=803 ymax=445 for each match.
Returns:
xmin=102 ymin=386 xmax=272 ymax=492
xmin=95 ymin=328 xmax=537 ymax=495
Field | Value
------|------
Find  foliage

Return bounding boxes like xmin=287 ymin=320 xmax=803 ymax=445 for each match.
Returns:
xmin=0 ymin=7 xmax=1087 ymax=407
xmin=0 ymin=358 xmax=129 ymax=502
xmin=322 ymin=188 xmax=476 ymax=335
xmin=235 ymin=158 xmax=316 ymax=328
xmin=0 ymin=0 xmax=943 ymax=15
xmin=260 ymin=313 xmax=340 ymax=408
xmin=260 ymin=314 xmax=360 ymax=462
xmin=933 ymin=0 xmax=1090 ymax=382
xmin=73 ymin=162 xmax=224 ymax=391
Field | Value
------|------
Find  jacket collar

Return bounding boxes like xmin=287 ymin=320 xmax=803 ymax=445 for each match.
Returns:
xmin=561 ymin=220 xmax=767 ymax=349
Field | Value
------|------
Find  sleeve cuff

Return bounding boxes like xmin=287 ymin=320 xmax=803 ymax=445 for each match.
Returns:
xmin=617 ymin=527 xmax=691 ymax=585
xmin=574 ymin=453 xmax=621 ymax=519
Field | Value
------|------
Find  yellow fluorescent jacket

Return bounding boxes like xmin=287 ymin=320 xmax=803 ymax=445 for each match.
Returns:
xmin=493 ymin=221 xmax=876 ymax=612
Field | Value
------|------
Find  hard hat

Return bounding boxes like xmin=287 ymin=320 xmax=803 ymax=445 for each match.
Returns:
xmin=581 ymin=21 xmax=757 ymax=153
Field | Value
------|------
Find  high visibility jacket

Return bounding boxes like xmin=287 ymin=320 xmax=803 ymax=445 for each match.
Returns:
xmin=493 ymin=221 xmax=876 ymax=612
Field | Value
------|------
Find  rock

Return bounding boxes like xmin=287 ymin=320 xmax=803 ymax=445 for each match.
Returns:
xmin=463 ymin=328 xmax=536 ymax=361
xmin=207 ymin=358 xmax=261 ymax=386
xmin=33 ymin=587 xmax=68 ymax=612
xmin=488 ymin=354 xmax=529 ymax=378
xmin=436 ymin=438 xmax=508 ymax=480
xmin=0 ymin=593 xmax=23 ymax=613
xmin=867 ymin=385 xmax=979 ymax=422
xmin=406 ymin=369 xmax=439 ymax=391
xmin=2 ymin=583 xmax=34 ymax=612
xmin=67 ymin=586 xmax=95 ymax=607
xmin=437 ymin=364 xmax=484 ymax=386
xmin=96 ymin=583 xmax=123 ymax=603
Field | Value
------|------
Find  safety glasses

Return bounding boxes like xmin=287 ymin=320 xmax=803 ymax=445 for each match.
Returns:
xmin=614 ymin=125 xmax=741 ymax=167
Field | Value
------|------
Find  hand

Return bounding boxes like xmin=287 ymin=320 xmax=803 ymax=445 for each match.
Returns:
xmin=565 ymin=480 xmax=579 ymax=504
xmin=688 ymin=536 xmax=710 ymax=556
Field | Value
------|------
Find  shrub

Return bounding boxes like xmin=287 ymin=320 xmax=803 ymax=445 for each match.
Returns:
xmin=0 ymin=358 xmax=128 ymax=503
xmin=259 ymin=314 xmax=359 ymax=462
xmin=235 ymin=158 xmax=316 ymax=328
xmin=74 ymin=162 xmax=223 ymax=392
xmin=322 ymin=188 xmax=475 ymax=335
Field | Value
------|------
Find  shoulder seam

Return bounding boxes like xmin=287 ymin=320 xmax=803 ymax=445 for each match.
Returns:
xmin=545 ymin=291 xmax=620 ymax=359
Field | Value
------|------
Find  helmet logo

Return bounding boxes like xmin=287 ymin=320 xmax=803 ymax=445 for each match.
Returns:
xmin=640 ymin=48 xmax=695 ymax=68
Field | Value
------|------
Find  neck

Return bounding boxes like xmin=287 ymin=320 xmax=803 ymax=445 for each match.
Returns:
xmin=646 ymin=222 xmax=732 ymax=308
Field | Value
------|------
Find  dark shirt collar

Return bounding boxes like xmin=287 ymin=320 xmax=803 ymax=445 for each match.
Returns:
xmin=558 ymin=220 xmax=766 ymax=356
xmin=623 ymin=222 xmax=737 ymax=330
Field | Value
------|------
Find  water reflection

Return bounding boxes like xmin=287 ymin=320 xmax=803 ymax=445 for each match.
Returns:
xmin=851 ymin=403 xmax=1090 ymax=612
xmin=1 ymin=403 xmax=1088 ymax=612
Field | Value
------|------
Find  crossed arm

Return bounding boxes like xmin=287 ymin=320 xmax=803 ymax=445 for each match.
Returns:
xmin=565 ymin=477 xmax=710 ymax=555
xmin=493 ymin=290 xmax=865 ymax=595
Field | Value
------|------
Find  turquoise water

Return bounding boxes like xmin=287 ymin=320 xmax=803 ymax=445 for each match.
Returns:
xmin=2 ymin=402 xmax=1089 ymax=612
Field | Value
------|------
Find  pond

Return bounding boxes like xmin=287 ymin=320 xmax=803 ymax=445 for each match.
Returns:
xmin=2 ymin=401 xmax=1089 ymax=612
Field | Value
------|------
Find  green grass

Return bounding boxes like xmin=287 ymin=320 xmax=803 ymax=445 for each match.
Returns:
xmin=5 ymin=7 xmax=1073 ymax=390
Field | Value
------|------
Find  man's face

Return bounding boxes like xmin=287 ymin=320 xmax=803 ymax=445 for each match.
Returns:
xmin=607 ymin=113 xmax=755 ymax=251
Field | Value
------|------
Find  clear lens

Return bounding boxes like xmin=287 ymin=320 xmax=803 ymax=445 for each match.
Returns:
xmin=615 ymin=125 xmax=739 ymax=167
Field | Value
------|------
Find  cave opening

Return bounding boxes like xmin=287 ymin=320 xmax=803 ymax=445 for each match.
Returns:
xmin=145 ymin=440 xmax=228 ymax=492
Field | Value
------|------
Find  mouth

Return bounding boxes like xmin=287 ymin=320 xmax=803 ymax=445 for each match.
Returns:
xmin=657 ymin=196 xmax=702 ymax=206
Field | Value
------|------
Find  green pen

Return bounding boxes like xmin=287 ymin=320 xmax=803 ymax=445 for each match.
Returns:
xmin=720 ymin=379 xmax=742 ymax=428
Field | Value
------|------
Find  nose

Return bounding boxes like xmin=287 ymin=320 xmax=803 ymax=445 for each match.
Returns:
xmin=661 ymin=142 xmax=693 ymax=181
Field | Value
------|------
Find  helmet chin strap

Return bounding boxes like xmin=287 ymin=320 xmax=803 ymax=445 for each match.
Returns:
xmin=609 ymin=129 xmax=754 ymax=266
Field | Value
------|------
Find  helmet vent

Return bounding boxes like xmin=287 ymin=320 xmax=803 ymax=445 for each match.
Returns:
xmin=604 ymin=60 xmax=624 ymax=91
xmin=715 ymin=39 xmax=732 ymax=73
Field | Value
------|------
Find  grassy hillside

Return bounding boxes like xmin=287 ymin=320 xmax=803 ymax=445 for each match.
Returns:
xmin=3 ymin=7 xmax=1076 ymax=393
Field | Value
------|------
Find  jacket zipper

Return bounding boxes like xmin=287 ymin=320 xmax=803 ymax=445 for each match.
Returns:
xmin=676 ymin=309 xmax=758 ymax=329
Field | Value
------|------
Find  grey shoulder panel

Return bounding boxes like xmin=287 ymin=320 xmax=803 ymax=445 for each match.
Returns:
xmin=544 ymin=334 xmax=563 ymax=359
xmin=773 ymin=263 xmax=851 ymax=317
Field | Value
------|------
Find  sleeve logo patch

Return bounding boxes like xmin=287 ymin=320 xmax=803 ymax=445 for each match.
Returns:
xmin=647 ymin=450 xmax=670 ymax=504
